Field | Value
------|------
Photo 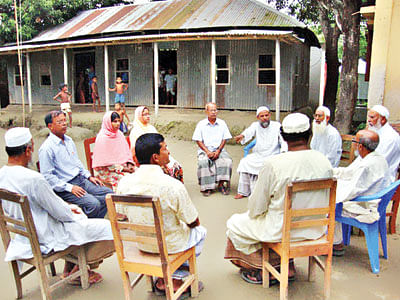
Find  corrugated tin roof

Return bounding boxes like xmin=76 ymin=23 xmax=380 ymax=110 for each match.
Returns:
xmin=30 ymin=0 xmax=304 ymax=42
xmin=0 ymin=30 xmax=302 ymax=54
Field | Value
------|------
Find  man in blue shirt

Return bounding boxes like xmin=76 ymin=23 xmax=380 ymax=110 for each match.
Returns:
xmin=39 ymin=111 xmax=112 ymax=218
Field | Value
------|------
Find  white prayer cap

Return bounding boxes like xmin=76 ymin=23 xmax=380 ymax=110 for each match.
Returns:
xmin=282 ymin=113 xmax=310 ymax=134
xmin=370 ymin=105 xmax=389 ymax=119
xmin=5 ymin=127 xmax=32 ymax=147
xmin=256 ymin=106 xmax=270 ymax=117
xmin=315 ymin=106 xmax=330 ymax=117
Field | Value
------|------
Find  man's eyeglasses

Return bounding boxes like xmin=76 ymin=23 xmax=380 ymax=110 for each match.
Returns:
xmin=351 ymin=139 xmax=362 ymax=145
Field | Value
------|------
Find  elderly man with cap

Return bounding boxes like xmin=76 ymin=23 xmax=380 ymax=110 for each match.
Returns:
xmin=192 ymin=102 xmax=233 ymax=196
xmin=0 ymin=127 xmax=114 ymax=285
xmin=367 ymin=104 xmax=400 ymax=181
xmin=234 ymin=106 xmax=287 ymax=199
xmin=224 ymin=113 xmax=333 ymax=284
xmin=310 ymin=105 xmax=342 ymax=167
xmin=39 ymin=111 xmax=113 ymax=219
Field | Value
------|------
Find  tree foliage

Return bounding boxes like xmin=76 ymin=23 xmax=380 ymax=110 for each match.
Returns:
xmin=0 ymin=0 xmax=123 ymax=45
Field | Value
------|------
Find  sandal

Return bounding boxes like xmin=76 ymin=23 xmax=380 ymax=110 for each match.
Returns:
xmin=202 ymin=190 xmax=212 ymax=197
xmin=240 ymin=269 xmax=295 ymax=286
xmin=67 ymin=270 xmax=103 ymax=286
xmin=218 ymin=185 xmax=230 ymax=196
xmin=116 ymin=213 xmax=128 ymax=222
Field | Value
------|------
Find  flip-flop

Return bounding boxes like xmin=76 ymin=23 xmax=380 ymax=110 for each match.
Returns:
xmin=218 ymin=186 xmax=230 ymax=196
xmin=67 ymin=270 xmax=103 ymax=286
xmin=202 ymin=190 xmax=212 ymax=197
xmin=240 ymin=270 xmax=295 ymax=286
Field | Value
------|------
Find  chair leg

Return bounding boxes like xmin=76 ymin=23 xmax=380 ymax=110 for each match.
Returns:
xmin=10 ymin=261 xmax=23 ymax=299
xmin=378 ymin=219 xmax=388 ymax=259
xmin=280 ymin=254 xmax=289 ymax=300
xmin=262 ymin=246 xmax=270 ymax=288
xmin=164 ymin=273 xmax=174 ymax=300
xmin=121 ymin=271 xmax=132 ymax=300
xmin=77 ymin=247 xmax=89 ymax=290
xmin=49 ymin=262 xmax=57 ymax=277
xmin=308 ymin=256 xmax=316 ymax=282
xmin=36 ymin=261 xmax=52 ymax=300
xmin=188 ymin=249 xmax=199 ymax=297
xmin=146 ymin=276 xmax=155 ymax=292
xmin=363 ymin=225 xmax=380 ymax=274
xmin=324 ymin=251 xmax=333 ymax=300
xmin=342 ymin=224 xmax=352 ymax=246
xmin=389 ymin=189 xmax=400 ymax=234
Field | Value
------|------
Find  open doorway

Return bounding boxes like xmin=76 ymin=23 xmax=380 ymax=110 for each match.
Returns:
xmin=158 ymin=50 xmax=177 ymax=105
xmin=74 ymin=50 xmax=95 ymax=104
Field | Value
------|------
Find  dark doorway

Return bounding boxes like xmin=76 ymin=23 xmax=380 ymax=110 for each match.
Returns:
xmin=158 ymin=50 xmax=177 ymax=105
xmin=74 ymin=51 xmax=95 ymax=104
xmin=0 ymin=61 xmax=9 ymax=108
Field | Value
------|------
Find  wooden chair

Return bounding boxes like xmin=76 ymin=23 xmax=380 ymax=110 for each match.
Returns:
xmin=262 ymin=178 xmax=337 ymax=300
xmin=105 ymin=194 xmax=199 ymax=300
xmin=386 ymin=165 xmax=400 ymax=234
xmin=340 ymin=134 xmax=355 ymax=166
xmin=0 ymin=188 xmax=90 ymax=300
xmin=84 ymin=136 xmax=132 ymax=177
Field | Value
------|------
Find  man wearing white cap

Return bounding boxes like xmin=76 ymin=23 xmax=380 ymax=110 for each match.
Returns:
xmin=0 ymin=127 xmax=114 ymax=284
xmin=234 ymin=106 xmax=287 ymax=199
xmin=367 ymin=105 xmax=400 ymax=181
xmin=225 ymin=113 xmax=333 ymax=284
xmin=310 ymin=106 xmax=342 ymax=167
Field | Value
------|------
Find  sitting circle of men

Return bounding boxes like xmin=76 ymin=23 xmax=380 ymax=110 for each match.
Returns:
xmin=0 ymin=102 xmax=398 ymax=297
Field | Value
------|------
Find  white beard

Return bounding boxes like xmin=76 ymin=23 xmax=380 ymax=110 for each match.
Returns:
xmin=312 ymin=119 xmax=327 ymax=135
xmin=354 ymin=149 xmax=360 ymax=157
xmin=369 ymin=123 xmax=382 ymax=132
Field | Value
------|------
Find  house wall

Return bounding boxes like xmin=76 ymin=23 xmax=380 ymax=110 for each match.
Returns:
xmin=108 ymin=43 xmax=154 ymax=106
xmin=177 ymin=40 xmax=211 ymax=108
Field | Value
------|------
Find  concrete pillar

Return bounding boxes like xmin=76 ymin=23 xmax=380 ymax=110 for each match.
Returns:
xmin=104 ymin=45 xmax=110 ymax=112
xmin=211 ymin=40 xmax=216 ymax=103
xmin=275 ymin=39 xmax=281 ymax=122
xmin=154 ymin=42 xmax=159 ymax=117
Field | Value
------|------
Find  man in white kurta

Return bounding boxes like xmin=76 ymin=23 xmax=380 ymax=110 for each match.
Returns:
xmin=117 ymin=133 xmax=206 ymax=291
xmin=367 ymin=105 xmax=400 ymax=181
xmin=226 ymin=113 xmax=332 ymax=272
xmin=234 ymin=106 xmax=287 ymax=199
xmin=310 ymin=106 xmax=342 ymax=167
xmin=192 ymin=102 xmax=233 ymax=196
xmin=333 ymin=130 xmax=390 ymax=250
xmin=0 ymin=128 xmax=113 ymax=267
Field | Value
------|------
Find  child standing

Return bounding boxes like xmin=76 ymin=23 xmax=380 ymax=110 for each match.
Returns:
xmin=53 ymin=83 xmax=73 ymax=127
xmin=114 ymin=103 xmax=130 ymax=134
xmin=109 ymin=77 xmax=128 ymax=109
xmin=91 ymin=76 xmax=101 ymax=112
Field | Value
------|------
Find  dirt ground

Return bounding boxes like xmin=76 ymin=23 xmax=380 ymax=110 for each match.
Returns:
xmin=0 ymin=105 xmax=400 ymax=300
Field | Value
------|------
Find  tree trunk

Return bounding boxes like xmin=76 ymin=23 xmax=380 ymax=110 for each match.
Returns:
xmin=333 ymin=0 xmax=361 ymax=134
xmin=318 ymin=5 xmax=341 ymax=121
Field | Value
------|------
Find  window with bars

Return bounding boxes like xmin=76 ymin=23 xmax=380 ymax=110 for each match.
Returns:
xmin=39 ymin=64 xmax=51 ymax=86
xmin=216 ymin=55 xmax=229 ymax=85
xmin=258 ymin=54 xmax=275 ymax=85
xmin=116 ymin=58 xmax=129 ymax=83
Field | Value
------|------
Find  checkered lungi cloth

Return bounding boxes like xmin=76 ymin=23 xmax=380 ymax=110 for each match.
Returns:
xmin=197 ymin=150 xmax=232 ymax=191
xmin=237 ymin=172 xmax=258 ymax=197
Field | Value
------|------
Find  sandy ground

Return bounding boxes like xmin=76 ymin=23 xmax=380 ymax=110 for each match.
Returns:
xmin=0 ymin=106 xmax=400 ymax=300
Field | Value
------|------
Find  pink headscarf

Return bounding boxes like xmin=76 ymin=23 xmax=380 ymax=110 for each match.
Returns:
xmin=92 ymin=111 xmax=133 ymax=168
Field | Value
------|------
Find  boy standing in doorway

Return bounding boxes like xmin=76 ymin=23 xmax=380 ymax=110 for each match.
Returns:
xmin=164 ymin=68 xmax=177 ymax=105
xmin=91 ymin=76 xmax=101 ymax=112
xmin=53 ymin=83 xmax=73 ymax=127
xmin=109 ymin=77 xmax=128 ymax=110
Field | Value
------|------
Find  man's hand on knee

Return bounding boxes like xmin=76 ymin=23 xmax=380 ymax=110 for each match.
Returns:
xmin=89 ymin=176 xmax=104 ymax=186
xmin=71 ymin=185 xmax=86 ymax=198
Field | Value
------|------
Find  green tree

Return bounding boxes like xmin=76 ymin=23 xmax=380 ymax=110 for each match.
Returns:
xmin=0 ymin=0 xmax=123 ymax=45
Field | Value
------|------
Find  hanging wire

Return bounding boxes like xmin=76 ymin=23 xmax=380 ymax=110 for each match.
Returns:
xmin=13 ymin=0 xmax=25 ymax=126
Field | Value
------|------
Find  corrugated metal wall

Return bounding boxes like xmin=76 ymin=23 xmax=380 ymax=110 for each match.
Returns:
xmin=109 ymin=44 xmax=154 ymax=106
xmin=178 ymin=40 xmax=211 ymax=108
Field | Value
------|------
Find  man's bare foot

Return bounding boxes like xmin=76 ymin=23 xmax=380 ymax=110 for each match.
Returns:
xmin=234 ymin=194 xmax=246 ymax=199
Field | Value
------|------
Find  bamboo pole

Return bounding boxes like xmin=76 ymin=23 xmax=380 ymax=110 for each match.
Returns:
xmin=14 ymin=0 xmax=25 ymax=126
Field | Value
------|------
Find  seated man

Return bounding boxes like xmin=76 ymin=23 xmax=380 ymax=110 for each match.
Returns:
xmin=310 ymin=106 xmax=342 ymax=167
xmin=234 ymin=106 xmax=287 ymax=199
xmin=367 ymin=105 xmax=400 ymax=181
xmin=192 ymin=102 xmax=233 ymax=196
xmin=332 ymin=129 xmax=390 ymax=256
xmin=225 ymin=113 xmax=333 ymax=284
xmin=0 ymin=127 xmax=114 ymax=284
xmin=39 ymin=111 xmax=113 ymax=218
xmin=117 ymin=133 xmax=206 ymax=294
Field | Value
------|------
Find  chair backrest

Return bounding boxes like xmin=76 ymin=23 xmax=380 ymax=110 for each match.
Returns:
xmin=106 ymin=194 xmax=169 ymax=263
xmin=375 ymin=180 xmax=400 ymax=217
xmin=84 ymin=136 xmax=132 ymax=177
xmin=0 ymin=189 xmax=42 ymax=260
xmin=281 ymin=178 xmax=337 ymax=246
xmin=243 ymin=138 xmax=256 ymax=157
xmin=340 ymin=134 xmax=355 ymax=165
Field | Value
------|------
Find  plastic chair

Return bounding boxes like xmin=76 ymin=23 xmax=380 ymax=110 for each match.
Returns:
xmin=243 ymin=138 xmax=256 ymax=157
xmin=262 ymin=178 xmax=337 ymax=300
xmin=335 ymin=179 xmax=400 ymax=274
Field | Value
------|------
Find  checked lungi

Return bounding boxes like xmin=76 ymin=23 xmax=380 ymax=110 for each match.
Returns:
xmin=197 ymin=150 xmax=232 ymax=191
xmin=237 ymin=172 xmax=258 ymax=197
